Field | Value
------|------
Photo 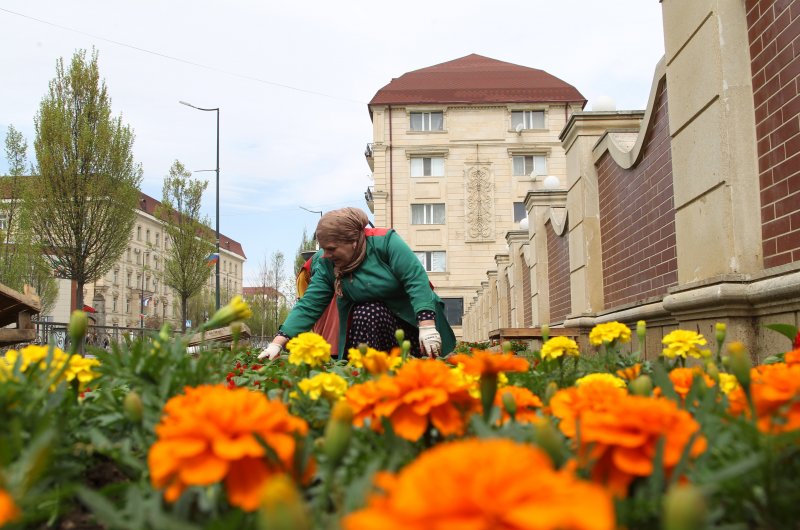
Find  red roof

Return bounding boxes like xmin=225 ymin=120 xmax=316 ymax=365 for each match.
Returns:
xmin=369 ymin=54 xmax=585 ymax=108
xmin=138 ymin=192 xmax=246 ymax=259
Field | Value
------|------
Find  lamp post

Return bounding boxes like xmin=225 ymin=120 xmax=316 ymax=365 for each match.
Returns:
xmin=135 ymin=249 xmax=149 ymax=335
xmin=180 ymin=100 xmax=221 ymax=311
xmin=299 ymin=206 xmax=323 ymax=250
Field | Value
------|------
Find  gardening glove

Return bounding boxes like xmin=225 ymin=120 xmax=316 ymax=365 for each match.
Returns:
xmin=258 ymin=343 xmax=282 ymax=361
xmin=418 ymin=324 xmax=442 ymax=358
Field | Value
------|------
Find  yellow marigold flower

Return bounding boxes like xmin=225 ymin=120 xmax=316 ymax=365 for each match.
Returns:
xmin=661 ymin=330 xmax=711 ymax=359
xmin=589 ymin=322 xmax=632 ymax=346
xmin=451 ymin=363 xmax=508 ymax=399
xmin=297 ymin=372 xmax=348 ymax=401
xmin=203 ymin=295 xmax=253 ymax=330
xmin=541 ymin=336 xmax=580 ymax=361
xmin=576 ymin=373 xmax=627 ymax=388
xmin=343 ymin=438 xmax=614 ymax=530
xmin=0 ymin=345 xmax=99 ymax=391
xmin=287 ymin=332 xmax=331 ymax=367
xmin=347 ymin=347 xmax=401 ymax=375
xmin=0 ymin=488 xmax=20 ymax=526
xmin=718 ymin=373 xmax=739 ymax=395
xmin=148 ymin=385 xmax=311 ymax=512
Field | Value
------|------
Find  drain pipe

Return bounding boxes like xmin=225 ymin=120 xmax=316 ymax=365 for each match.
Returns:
xmin=388 ymin=105 xmax=394 ymax=228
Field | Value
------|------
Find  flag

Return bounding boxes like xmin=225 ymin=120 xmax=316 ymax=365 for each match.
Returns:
xmin=206 ymin=252 xmax=219 ymax=267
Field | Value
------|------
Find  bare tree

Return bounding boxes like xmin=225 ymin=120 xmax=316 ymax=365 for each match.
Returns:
xmin=156 ymin=160 xmax=214 ymax=331
xmin=30 ymin=49 xmax=141 ymax=311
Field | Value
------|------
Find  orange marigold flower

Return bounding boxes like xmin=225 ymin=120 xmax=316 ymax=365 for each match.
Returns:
xmin=785 ymin=349 xmax=800 ymax=366
xmin=664 ymin=367 xmax=715 ymax=400
xmin=495 ymin=386 xmax=543 ymax=424
xmin=549 ymin=380 xmax=627 ymax=438
xmin=0 ymin=488 xmax=20 ymax=526
xmin=727 ymin=362 xmax=800 ymax=433
xmin=342 ymin=438 xmax=614 ymax=530
xmin=148 ymin=385 xmax=311 ymax=511
xmin=346 ymin=359 xmax=478 ymax=441
xmin=616 ymin=363 xmax=641 ymax=381
xmin=448 ymin=349 xmax=529 ymax=376
xmin=553 ymin=391 xmax=706 ymax=496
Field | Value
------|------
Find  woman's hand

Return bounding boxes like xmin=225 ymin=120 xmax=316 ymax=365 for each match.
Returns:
xmin=418 ymin=323 xmax=442 ymax=358
xmin=257 ymin=343 xmax=282 ymax=360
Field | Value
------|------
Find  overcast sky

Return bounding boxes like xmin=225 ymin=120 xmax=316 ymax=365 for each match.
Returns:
xmin=0 ymin=0 xmax=665 ymax=284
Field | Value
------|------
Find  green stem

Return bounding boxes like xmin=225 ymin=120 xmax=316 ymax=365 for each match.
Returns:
xmin=480 ymin=373 xmax=498 ymax=423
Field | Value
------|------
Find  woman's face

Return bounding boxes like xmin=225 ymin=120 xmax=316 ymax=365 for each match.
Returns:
xmin=321 ymin=239 xmax=356 ymax=267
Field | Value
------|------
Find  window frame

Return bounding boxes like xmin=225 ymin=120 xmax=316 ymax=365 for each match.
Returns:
xmin=511 ymin=110 xmax=545 ymax=130
xmin=411 ymin=203 xmax=446 ymax=225
xmin=512 ymin=154 xmax=547 ymax=177
xmin=409 ymin=111 xmax=444 ymax=132
xmin=441 ymin=297 xmax=464 ymax=326
xmin=513 ymin=202 xmax=527 ymax=223
xmin=414 ymin=250 xmax=446 ymax=272
xmin=410 ymin=156 xmax=445 ymax=178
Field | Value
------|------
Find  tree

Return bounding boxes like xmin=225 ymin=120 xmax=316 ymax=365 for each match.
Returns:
xmin=157 ymin=160 xmax=214 ymax=331
xmin=293 ymin=227 xmax=317 ymax=275
xmin=1 ymin=126 xmax=58 ymax=314
xmin=30 ymin=49 xmax=142 ymax=312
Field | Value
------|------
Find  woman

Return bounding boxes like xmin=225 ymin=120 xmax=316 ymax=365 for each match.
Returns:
xmin=259 ymin=207 xmax=455 ymax=360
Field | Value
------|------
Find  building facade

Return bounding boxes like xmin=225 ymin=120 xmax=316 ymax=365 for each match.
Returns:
xmin=365 ymin=54 xmax=585 ymax=338
xmin=54 ymin=192 xmax=246 ymax=328
xmin=463 ymin=0 xmax=800 ymax=359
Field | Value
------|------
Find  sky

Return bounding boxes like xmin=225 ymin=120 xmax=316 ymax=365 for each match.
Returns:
xmin=0 ymin=0 xmax=665 ymax=284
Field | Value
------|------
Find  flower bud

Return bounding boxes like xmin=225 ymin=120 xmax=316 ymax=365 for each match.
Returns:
xmin=258 ymin=475 xmax=310 ymax=530
xmin=358 ymin=343 xmax=368 ymax=355
xmin=501 ymin=390 xmax=517 ymax=419
xmin=715 ymin=322 xmax=726 ymax=344
xmin=662 ymin=483 xmax=706 ymax=530
xmin=395 ymin=328 xmax=405 ymax=344
xmin=541 ymin=324 xmax=550 ymax=343
xmin=534 ymin=421 xmax=564 ymax=466
xmin=123 ymin=391 xmax=143 ymax=423
xmin=501 ymin=341 xmax=513 ymax=353
xmin=628 ymin=375 xmax=653 ymax=396
xmin=705 ymin=362 xmax=720 ymax=383
xmin=728 ymin=342 xmax=752 ymax=389
xmin=69 ymin=310 xmax=88 ymax=345
xmin=402 ymin=340 xmax=411 ymax=353
xmin=323 ymin=401 xmax=353 ymax=466
xmin=202 ymin=295 xmax=253 ymax=331
xmin=544 ymin=381 xmax=559 ymax=404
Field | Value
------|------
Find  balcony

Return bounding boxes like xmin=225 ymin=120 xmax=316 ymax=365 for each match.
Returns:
xmin=364 ymin=186 xmax=374 ymax=213
xmin=364 ymin=142 xmax=374 ymax=171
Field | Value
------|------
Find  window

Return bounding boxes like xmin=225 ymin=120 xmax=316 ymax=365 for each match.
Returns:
xmin=126 ymin=248 xmax=131 ymax=261
xmin=146 ymin=229 xmax=150 ymax=243
xmin=127 ymin=272 xmax=132 ymax=287
xmin=136 ymin=226 xmax=141 ymax=241
xmin=442 ymin=297 xmax=464 ymax=326
xmin=511 ymin=110 xmax=545 ymax=130
xmin=411 ymin=203 xmax=446 ymax=224
xmin=0 ymin=214 xmax=7 ymax=231
xmin=155 ymin=233 xmax=160 ymax=247
xmin=125 ymin=297 xmax=130 ymax=314
xmin=410 ymin=111 xmax=443 ymax=131
xmin=410 ymin=157 xmax=445 ymax=177
xmin=113 ymin=269 xmax=119 ymax=285
xmin=512 ymin=155 xmax=547 ymax=176
xmin=513 ymin=202 xmax=527 ymax=223
xmin=414 ymin=251 xmax=446 ymax=272
xmin=112 ymin=297 xmax=117 ymax=312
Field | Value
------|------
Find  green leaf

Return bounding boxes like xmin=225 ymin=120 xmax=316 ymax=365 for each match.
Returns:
xmin=77 ymin=486 xmax=128 ymax=528
xmin=764 ymin=323 xmax=799 ymax=343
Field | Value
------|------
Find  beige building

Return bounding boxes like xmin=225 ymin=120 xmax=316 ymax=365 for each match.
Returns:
xmin=51 ymin=192 xmax=246 ymax=329
xmin=365 ymin=54 xmax=585 ymax=338
xmin=463 ymin=0 xmax=800 ymax=359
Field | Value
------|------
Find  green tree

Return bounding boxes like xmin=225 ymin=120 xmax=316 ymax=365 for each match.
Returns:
xmin=157 ymin=160 xmax=214 ymax=331
xmin=294 ymin=227 xmax=317 ymax=275
xmin=30 ymin=49 xmax=142 ymax=312
xmin=1 ymin=126 xmax=58 ymax=314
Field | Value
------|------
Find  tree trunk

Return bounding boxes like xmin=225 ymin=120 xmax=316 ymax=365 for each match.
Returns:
xmin=182 ymin=295 xmax=188 ymax=331
xmin=76 ymin=279 xmax=85 ymax=315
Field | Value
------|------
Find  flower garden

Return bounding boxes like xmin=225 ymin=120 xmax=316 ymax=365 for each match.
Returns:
xmin=1 ymin=298 xmax=800 ymax=529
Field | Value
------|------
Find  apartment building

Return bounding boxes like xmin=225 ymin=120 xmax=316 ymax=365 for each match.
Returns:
xmin=365 ymin=54 xmax=585 ymax=338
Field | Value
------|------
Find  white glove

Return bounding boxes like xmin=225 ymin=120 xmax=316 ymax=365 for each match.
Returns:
xmin=418 ymin=325 xmax=442 ymax=358
xmin=257 ymin=343 xmax=282 ymax=361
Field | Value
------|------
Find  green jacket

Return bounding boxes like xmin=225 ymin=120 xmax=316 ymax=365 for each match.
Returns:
xmin=280 ymin=228 xmax=456 ymax=359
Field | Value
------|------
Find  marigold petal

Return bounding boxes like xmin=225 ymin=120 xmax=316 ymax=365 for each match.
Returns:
xmin=212 ymin=435 xmax=263 ymax=460
xmin=429 ymin=404 xmax=465 ymax=437
xmin=225 ymin=458 xmax=271 ymax=511
xmin=178 ymin=451 xmax=229 ymax=485
xmin=611 ymin=446 xmax=653 ymax=476
xmin=390 ymin=405 xmax=428 ymax=441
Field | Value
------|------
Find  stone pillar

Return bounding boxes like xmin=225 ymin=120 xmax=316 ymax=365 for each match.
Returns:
xmin=495 ymin=255 xmax=511 ymax=328
xmin=525 ymin=189 xmax=567 ymax=326
xmin=486 ymin=273 xmax=498 ymax=333
xmin=506 ymin=230 xmax=530 ymax=328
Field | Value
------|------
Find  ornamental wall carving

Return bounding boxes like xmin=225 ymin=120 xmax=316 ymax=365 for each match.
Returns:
xmin=465 ymin=165 xmax=494 ymax=241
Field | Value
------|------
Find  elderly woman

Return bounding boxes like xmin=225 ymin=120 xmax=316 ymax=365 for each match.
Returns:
xmin=260 ymin=207 xmax=455 ymax=360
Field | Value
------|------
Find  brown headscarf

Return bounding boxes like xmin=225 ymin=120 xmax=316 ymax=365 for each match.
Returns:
xmin=315 ymin=207 xmax=370 ymax=296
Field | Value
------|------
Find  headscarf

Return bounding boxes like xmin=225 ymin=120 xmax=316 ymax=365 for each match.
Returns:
xmin=315 ymin=207 xmax=370 ymax=296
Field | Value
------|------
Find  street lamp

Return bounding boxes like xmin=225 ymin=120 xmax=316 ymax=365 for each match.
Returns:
xmin=180 ymin=100 xmax=221 ymax=310
xmin=299 ymin=206 xmax=323 ymax=250
xmin=135 ymin=249 xmax=149 ymax=333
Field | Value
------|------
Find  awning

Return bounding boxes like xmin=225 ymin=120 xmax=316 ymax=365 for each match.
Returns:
xmin=82 ymin=304 xmax=97 ymax=313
